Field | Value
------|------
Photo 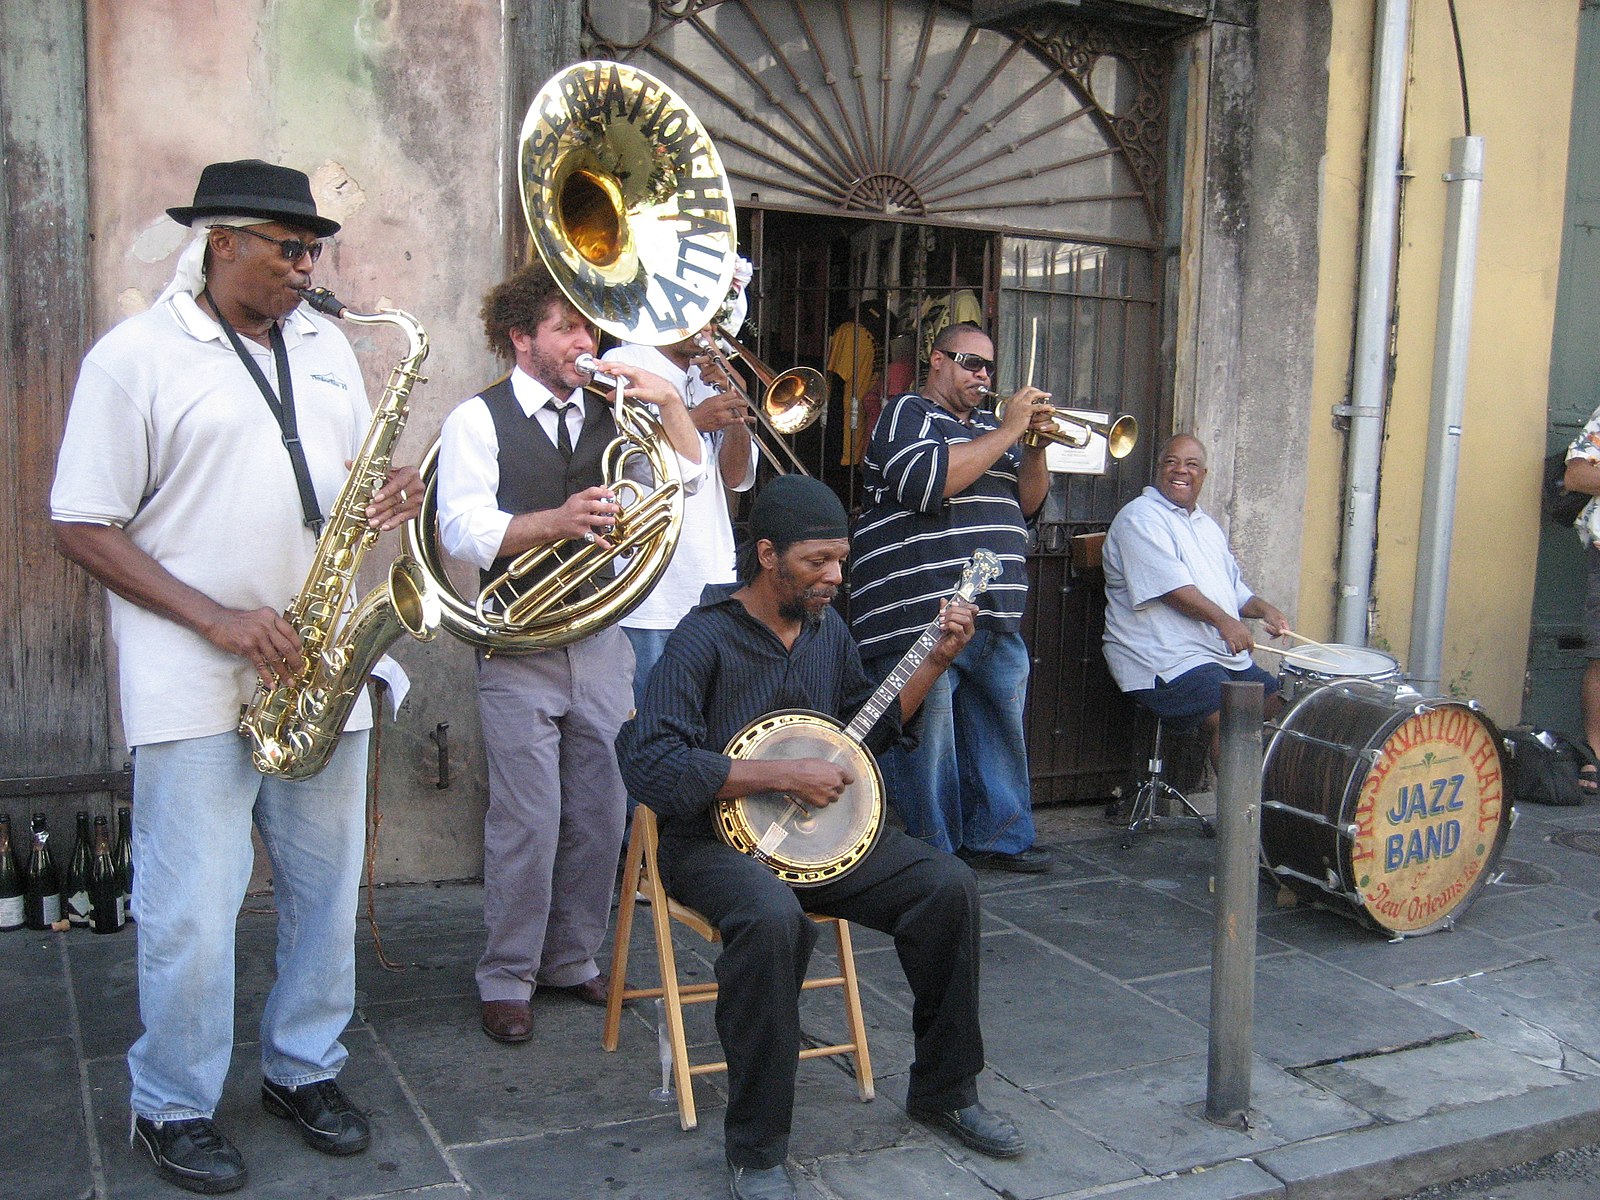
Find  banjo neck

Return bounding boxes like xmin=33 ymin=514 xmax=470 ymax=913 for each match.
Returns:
xmin=843 ymin=549 xmax=1002 ymax=744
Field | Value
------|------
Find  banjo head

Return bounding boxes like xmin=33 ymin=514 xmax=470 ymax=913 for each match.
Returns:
xmin=718 ymin=710 xmax=885 ymax=887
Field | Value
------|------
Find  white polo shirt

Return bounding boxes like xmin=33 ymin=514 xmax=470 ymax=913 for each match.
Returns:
xmin=1101 ymin=485 xmax=1256 ymax=692
xmin=50 ymin=294 xmax=373 ymax=746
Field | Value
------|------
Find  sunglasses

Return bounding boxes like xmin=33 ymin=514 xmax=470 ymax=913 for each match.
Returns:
xmin=945 ymin=351 xmax=995 ymax=375
xmin=215 ymin=224 xmax=325 ymax=264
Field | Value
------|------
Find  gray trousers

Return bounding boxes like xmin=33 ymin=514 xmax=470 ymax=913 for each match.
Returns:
xmin=474 ymin=625 xmax=633 ymax=1001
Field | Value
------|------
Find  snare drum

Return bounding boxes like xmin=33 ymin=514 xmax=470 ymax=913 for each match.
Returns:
xmin=1260 ymin=680 xmax=1510 ymax=936
xmin=1277 ymin=643 xmax=1401 ymax=705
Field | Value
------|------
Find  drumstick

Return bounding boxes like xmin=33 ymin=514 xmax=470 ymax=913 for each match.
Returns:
xmin=1025 ymin=317 xmax=1038 ymax=388
xmin=1280 ymin=629 xmax=1336 ymax=653
xmin=1253 ymin=644 xmax=1338 ymax=667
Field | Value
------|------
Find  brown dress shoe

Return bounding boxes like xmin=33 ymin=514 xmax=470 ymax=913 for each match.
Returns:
xmin=481 ymin=999 xmax=533 ymax=1043
xmin=544 ymin=976 xmax=608 ymax=1007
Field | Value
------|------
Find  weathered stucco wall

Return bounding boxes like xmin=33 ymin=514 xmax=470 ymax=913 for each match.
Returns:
xmin=1301 ymin=1 xmax=1579 ymax=725
xmin=85 ymin=0 xmax=527 ymax=881
xmin=1170 ymin=3 xmax=1327 ymax=624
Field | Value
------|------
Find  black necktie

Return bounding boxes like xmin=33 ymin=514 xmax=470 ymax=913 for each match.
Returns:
xmin=551 ymin=399 xmax=575 ymax=461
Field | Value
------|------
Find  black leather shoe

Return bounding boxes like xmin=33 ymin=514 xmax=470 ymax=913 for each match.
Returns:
xmin=727 ymin=1161 xmax=796 ymax=1200
xmin=261 ymin=1077 xmax=371 ymax=1155
xmin=957 ymin=845 xmax=1054 ymax=874
xmin=908 ymin=1101 xmax=1027 ymax=1158
xmin=132 ymin=1115 xmax=248 ymax=1194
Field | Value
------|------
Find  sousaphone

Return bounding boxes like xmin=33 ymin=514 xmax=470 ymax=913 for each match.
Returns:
xmin=404 ymin=61 xmax=738 ymax=650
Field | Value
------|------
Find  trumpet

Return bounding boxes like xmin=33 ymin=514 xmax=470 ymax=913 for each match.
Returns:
xmin=693 ymin=330 xmax=827 ymax=477
xmin=986 ymin=389 xmax=1138 ymax=459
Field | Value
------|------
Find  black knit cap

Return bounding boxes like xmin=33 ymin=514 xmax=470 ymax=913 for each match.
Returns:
xmin=167 ymin=158 xmax=340 ymax=237
xmin=748 ymin=475 xmax=849 ymax=552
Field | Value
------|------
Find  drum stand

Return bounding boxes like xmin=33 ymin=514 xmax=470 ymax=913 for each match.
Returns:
xmin=1121 ymin=714 xmax=1215 ymax=849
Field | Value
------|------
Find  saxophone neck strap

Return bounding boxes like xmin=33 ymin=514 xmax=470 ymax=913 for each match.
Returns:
xmin=209 ymin=294 xmax=324 ymax=535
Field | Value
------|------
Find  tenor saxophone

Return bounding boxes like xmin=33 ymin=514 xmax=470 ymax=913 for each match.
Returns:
xmin=239 ymin=288 xmax=441 ymax=780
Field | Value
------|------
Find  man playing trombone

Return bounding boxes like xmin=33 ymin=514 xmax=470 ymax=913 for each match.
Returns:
xmin=849 ymin=322 xmax=1058 ymax=873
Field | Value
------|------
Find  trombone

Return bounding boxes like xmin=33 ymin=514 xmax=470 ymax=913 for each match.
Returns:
xmin=988 ymin=391 xmax=1138 ymax=459
xmin=693 ymin=330 xmax=827 ymax=477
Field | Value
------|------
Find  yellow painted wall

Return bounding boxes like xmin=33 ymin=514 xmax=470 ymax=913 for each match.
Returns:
xmin=1301 ymin=0 xmax=1579 ymax=725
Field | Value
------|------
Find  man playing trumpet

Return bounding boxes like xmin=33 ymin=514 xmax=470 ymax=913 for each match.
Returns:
xmin=849 ymin=322 xmax=1058 ymax=873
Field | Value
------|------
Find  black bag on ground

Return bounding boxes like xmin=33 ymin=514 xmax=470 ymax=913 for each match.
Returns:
xmin=1542 ymin=453 xmax=1589 ymax=527
xmin=1504 ymin=727 xmax=1596 ymax=806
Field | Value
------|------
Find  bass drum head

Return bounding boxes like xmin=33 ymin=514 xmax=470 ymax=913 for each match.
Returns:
xmin=1263 ymin=682 xmax=1510 ymax=936
xmin=719 ymin=711 xmax=885 ymax=887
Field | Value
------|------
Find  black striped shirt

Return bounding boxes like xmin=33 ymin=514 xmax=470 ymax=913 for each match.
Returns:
xmin=616 ymin=583 xmax=909 ymax=842
xmin=850 ymin=392 xmax=1031 ymax=661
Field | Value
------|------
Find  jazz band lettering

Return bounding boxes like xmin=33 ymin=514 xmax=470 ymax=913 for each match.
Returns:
xmin=522 ymin=62 xmax=734 ymax=337
xmin=1344 ymin=705 xmax=1504 ymax=932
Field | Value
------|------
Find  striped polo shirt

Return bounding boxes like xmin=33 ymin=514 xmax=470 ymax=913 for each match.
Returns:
xmin=849 ymin=392 xmax=1031 ymax=662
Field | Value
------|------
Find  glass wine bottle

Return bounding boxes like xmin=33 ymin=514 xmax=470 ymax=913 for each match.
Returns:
xmin=114 ymin=806 xmax=134 ymax=915
xmin=24 ymin=813 xmax=62 ymax=931
xmin=0 ymin=814 xmax=24 ymax=932
xmin=89 ymin=816 xmax=125 ymax=934
xmin=65 ymin=810 xmax=93 ymax=927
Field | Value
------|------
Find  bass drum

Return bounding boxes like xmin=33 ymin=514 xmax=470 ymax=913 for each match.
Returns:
xmin=1261 ymin=680 xmax=1510 ymax=936
xmin=718 ymin=710 xmax=884 ymax=887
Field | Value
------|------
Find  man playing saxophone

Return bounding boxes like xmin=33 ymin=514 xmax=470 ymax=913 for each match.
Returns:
xmin=51 ymin=160 xmax=418 ymax=1193
xmin=434 ymin=261 xmax=705 ymax=1046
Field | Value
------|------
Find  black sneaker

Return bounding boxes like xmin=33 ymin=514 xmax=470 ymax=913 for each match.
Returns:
xmin=908 ymin=1101 xmax=1027 ymax=1158
xmin=261 ymin=1077 xmax=371 ymax=1155
xmin=956 ymin=845 xmax=1054 ymax=874
xmin=131 ymin=1114 xmax=247 ymax=1194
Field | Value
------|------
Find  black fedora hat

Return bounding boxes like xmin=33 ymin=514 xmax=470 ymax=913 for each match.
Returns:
xmin=167 ymin=158 xmax=340 ymax=237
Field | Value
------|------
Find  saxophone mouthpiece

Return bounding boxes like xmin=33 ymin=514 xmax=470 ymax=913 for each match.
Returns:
xmin=297 ymin=287 xmax=347 ymax=318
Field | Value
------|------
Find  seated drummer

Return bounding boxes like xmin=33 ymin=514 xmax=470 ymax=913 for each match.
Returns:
xmin=1101 ymin=434 xmax=1290 ymax=767
xmin=616 ymin=475 xmax=1024 ymax=1200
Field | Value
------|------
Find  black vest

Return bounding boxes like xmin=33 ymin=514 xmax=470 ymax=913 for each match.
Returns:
xmin=480 ymin=375 xmax=616 ymax=590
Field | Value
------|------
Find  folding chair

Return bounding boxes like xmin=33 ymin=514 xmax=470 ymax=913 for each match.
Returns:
xmin=601 ymin=806 xmax=874 ymax=1131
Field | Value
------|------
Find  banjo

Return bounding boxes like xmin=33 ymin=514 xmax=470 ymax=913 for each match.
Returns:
xmin=715 ymin=549 xmax=1003 ymax=886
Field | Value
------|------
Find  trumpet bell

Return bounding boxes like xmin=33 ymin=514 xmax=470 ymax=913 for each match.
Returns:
xmin=1105 ymin=414 xmax=1138 ymax=459
xmin=764 ymin=366 xmax=827 ymax=435
xmin=519 ymin=61 xmax=737 ymax=346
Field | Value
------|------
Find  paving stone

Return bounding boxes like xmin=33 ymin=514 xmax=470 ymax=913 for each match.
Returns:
xmin=1297 ymin=1035 xmax=1575 ymax=1122
xmin=1135 ymin=951 xmax=1467 ymax=1070
xmin=816 ymin=1144 xmax=1003 ymax=1200
xmin=1037 ymin=1052 xmax=1371 ymax=1177
xmin=0 ymin=929 xmax=73 ymax=1047
xmin=88 ymin=1029 xmax=451 ymax=1200
xmin=971 ymin=929 xmax=1204 ymax=1085
xmin=984 ymin=876 xmax=1287 ymax=981
xmin=453 ymin=1118 xmax=742 ymax=1200
xmin=0 ymin=1037 xmax=92 ymax=1200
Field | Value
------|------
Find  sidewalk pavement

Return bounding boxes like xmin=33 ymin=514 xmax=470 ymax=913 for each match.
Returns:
xmin=8 ymin=796 xmax=1600 ymax=1200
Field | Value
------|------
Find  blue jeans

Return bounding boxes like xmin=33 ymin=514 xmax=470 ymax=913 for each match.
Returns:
xmin=870 ymin=628 xmax=1037 ymax=856
xmin=127 ymin=730 xmax=368 ymax=1120
xmin=624 ymin=626 xmax=674 ymax=707
xmin=623 ymin=626 xmax=674 ymax=819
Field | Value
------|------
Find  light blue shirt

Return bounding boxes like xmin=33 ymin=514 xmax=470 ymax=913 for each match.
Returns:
xmin=1101 ymin=486 xmax=1256 ymax=692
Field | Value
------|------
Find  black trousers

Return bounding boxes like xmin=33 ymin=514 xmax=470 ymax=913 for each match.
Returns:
xmin=658 ymin=827 xmax=984 ymax=1169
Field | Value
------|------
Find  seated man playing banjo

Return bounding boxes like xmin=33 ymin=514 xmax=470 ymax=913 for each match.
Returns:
xmin=1102 ymin=434 xmax=1291 ymax=768
xmin=617 ymin=474 xmax=1025 ymax=1200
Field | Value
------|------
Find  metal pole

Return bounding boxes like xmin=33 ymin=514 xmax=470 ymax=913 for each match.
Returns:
xmin=1336 ymin=0 xmax=1412 ymax=644
xmin=1206 ymin=681 xmax=1263 ymax=1127
xmin=1408 ymin=136 xmax=1485 ymax=694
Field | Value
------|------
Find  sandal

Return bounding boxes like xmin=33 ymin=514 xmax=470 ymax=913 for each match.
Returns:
xmin=1579 ymin=742 xmax=1600 ymax=795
